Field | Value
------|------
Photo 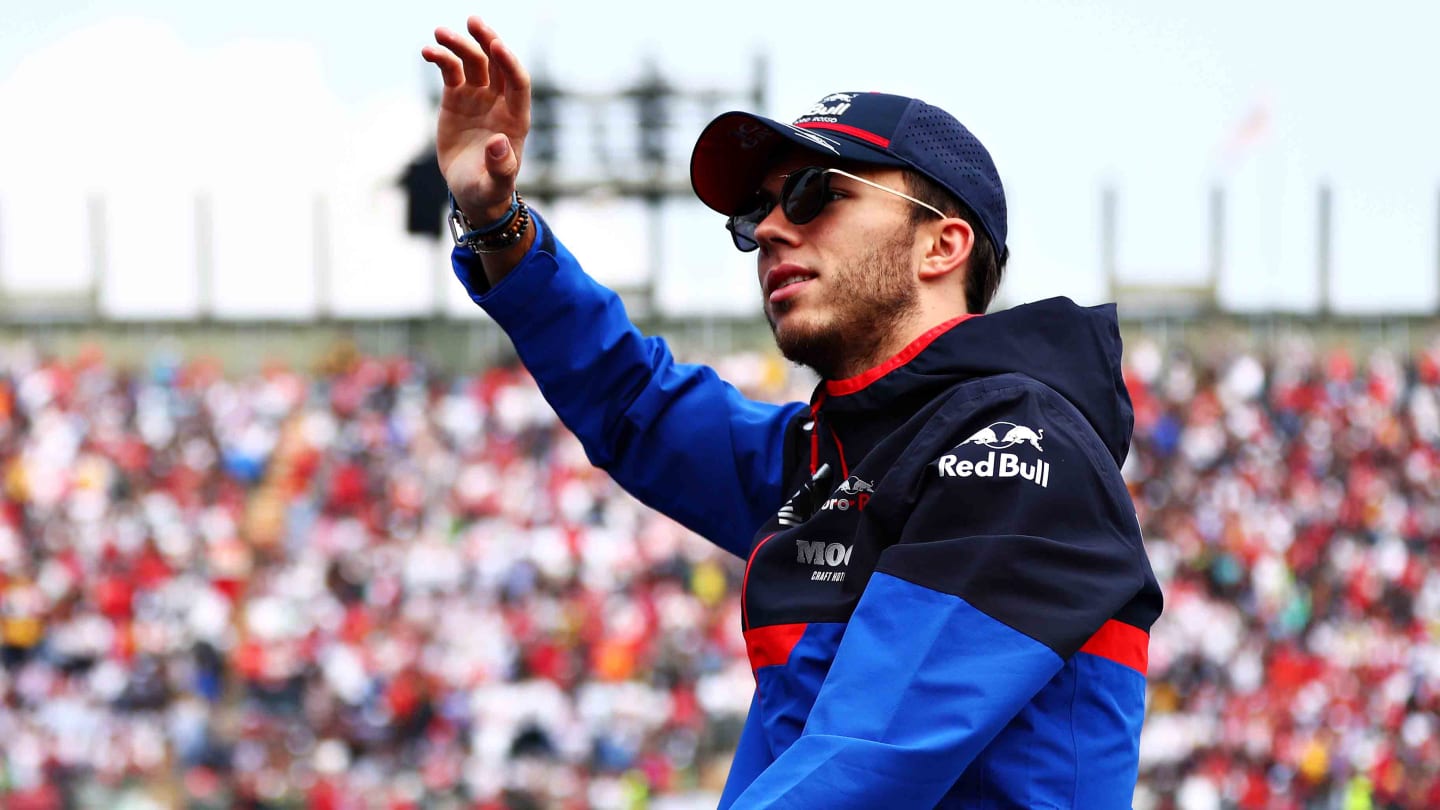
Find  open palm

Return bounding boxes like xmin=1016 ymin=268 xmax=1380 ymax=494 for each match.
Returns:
xmin=421 ymin=17 xmax=531 ymax=224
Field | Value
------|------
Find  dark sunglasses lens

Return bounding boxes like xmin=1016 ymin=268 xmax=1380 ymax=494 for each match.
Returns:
xmin=724 ymin=169 xmax=827 ymax=251
xmin=781 ymin=168 xmax=828 ymax=224
xmin=726 ymin=215 xmax=759 ymax=252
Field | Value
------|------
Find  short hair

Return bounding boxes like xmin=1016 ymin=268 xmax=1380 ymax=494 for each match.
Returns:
xmin=904 ymin=171 xmax=1007 ymax=313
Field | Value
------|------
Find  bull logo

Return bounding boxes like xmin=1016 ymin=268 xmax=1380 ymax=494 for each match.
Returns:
xmin=822 ymin=476 xmax=875 ymax=513
xmin=963 ymin=426 xmax=1000 ymax=447
xmin=960 ymin=421 xmax=1046 ymax=452
xmin=834 ymin=476 xmax=874 ymax=496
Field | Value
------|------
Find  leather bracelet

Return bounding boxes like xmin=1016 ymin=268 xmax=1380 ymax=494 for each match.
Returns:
xmin=448 ymin=192 xmax=531 ymax=253
xmin=449 ymin=191 xmax=517 ymax=235
xmin=470 ymin=200 xmax=531 ymax=253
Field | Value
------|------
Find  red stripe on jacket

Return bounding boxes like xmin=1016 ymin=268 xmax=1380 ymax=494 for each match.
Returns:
xmin=744 ymin=622 xmax=809 ymax=676
xmin=1078 ymin=619 xmax=1149 ymax=675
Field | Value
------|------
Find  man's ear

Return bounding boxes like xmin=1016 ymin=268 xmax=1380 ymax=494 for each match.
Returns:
xmin=917 ymin=218 xmax=974 ymax=282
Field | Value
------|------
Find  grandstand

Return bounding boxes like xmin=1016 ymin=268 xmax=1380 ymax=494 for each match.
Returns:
xmin=3 ymin=305 xmax=1440 ymax=808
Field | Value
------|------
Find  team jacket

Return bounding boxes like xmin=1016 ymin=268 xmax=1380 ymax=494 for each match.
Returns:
xmin=456 ymin=214 xmax=1163 ymax=809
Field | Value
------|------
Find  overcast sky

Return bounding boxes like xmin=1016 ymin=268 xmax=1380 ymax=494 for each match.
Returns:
xmin=2 ymin=0 xmax=1438 ymax=318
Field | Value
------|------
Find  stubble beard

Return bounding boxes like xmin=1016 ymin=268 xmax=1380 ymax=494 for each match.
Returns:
xmin=767 ymin=230 xmax=920 ymax=381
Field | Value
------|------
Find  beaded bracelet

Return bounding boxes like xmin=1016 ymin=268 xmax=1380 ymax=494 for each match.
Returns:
xmin=448 ymin=192 xmax=532 ymax=253
xmin=469 ymin=200 xmax=531 ymax=253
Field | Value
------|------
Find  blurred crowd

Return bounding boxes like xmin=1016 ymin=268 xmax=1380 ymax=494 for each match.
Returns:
xmin=0 ymin=332 xmax=1437 ymax=809
xmin=1127 ymin=337 xmax=1440 ymax=810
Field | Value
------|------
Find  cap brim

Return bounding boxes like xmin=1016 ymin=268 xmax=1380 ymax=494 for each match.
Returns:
xmin=689 ymin=111 xmax=906 ymax=215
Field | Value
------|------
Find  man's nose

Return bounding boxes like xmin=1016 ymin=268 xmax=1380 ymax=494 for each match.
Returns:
xmin=753 ymin=202 xmax=799 ymax=249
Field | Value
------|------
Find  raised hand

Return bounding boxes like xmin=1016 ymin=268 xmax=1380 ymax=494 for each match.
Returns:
xmin=421 ymin=17 xmax=531 ymax=227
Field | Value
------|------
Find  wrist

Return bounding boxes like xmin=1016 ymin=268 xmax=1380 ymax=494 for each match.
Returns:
xmin=449 ymin=192 xmax=531 ymax=254
xmin=452 ymin=192 xmax=517 ymax=232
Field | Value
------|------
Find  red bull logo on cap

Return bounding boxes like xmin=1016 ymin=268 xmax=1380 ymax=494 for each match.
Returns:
xmin=796 ymin=93 xmax=857 ymax=123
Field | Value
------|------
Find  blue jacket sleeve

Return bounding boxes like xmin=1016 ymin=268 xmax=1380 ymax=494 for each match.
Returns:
xmin=729 ymin=576 xmax=1065 ymax=807
xmin=455 ymin=215 xmax=804 ymax=558
xmin=718 ymin=693 xmax=774 ymax=808
xmin=728 ymin=389 xmax=1151 ymax=807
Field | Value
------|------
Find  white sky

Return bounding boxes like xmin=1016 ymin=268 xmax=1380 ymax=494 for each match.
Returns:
xmin=2 ymin=0 xmax=1438 ymax=318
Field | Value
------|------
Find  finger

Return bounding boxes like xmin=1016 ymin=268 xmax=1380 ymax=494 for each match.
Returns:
xmin=485 ymin=134 xmax=520 ymax=186
xmin=420 ymin=46 xmax=464 ymax=88
xmin=486 ymin=38 xmax=509 ymax=96
xmin=434 ymin=26 xmax=490 ymax=87
xmin=489 ymin=38 xmax=532 ymax=107
xmin=465 ymin=16 xmax=501 ymax=54
xmin=465 ymin=18 xmax=507 ymax=94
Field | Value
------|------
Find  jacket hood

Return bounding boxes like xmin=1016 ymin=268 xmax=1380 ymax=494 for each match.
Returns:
xmin=820 ymin=297 xmax=1135 ymax=466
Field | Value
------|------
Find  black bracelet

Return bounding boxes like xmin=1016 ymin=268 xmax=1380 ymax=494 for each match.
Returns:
xmin=449 ymin=192 xmax=517 ymax=236
xmin=448 ymin=192 xmax=531 ymax=253
xmin=471 ymin=200 xmax=531 ymax=253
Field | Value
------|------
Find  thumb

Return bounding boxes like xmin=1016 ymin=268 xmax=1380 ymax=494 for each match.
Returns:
xmin=485 ymin=134 xmax=520 ymax=187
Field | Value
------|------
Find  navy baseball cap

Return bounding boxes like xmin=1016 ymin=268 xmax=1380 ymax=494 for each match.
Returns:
xmin=690 ymin=91 xmax=1007 ymax=258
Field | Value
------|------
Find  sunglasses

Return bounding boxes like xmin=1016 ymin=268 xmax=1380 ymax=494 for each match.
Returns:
xmin=725 ymin=166 xmax=947 ymax=252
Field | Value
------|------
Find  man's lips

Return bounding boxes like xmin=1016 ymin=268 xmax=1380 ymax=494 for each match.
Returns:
xmin=764 ymin=264 xmax=818 ymax=304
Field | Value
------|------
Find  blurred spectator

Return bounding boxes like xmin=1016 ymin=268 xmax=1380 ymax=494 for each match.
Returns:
xmin=1 ymin=334 xmax=1438 ymax=808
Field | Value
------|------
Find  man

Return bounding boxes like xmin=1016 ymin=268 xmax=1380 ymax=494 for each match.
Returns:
xmin=423 ymin=16 xmax=1161 ymax=808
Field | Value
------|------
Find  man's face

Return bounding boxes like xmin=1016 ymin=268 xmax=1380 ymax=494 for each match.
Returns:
xmin=750 ymin=156 xmax=923 ymax=380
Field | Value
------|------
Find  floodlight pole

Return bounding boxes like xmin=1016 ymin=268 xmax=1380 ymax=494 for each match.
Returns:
xmin=1317 ymin=183 xmax=1333 ymax=319
xmin=197 ymin=192 xmax=215 ymax=322
xmin=88 ymin=195 xmax=106 ymax=320
xmin=1207 ymin=186 xmax=1223 ymax=313
xmin=314 ymin=194 xmax=331 ymax=322
xmin=1102 ymin=186 xmax=1117 ymax=303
